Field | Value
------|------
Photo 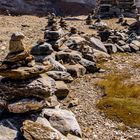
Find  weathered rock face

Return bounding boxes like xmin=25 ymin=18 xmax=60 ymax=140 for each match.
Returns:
xmin=0 ymin=0 xmax=95 ymax=16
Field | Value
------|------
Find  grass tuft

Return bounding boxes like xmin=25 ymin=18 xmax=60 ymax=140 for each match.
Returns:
xmin=96 ymin=73 xmax=140 ymax=127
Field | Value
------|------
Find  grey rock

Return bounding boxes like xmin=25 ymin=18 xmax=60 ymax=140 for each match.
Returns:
xmin=117 ymin=40 xmax=126 ymax=46
xmin=115 ymin=44 xmax=125 ymax=52
xmin=22 ymin=120 xmax=68 ymax=140
xmin=44 ymin=29 xmax=64 ymax=40
xmin=44 ymin=56 xmax=67 ymax=71
xmin=65 ymin=64 xmax=86 ymax=77
xmin=8 ymin=98 xmax=47 ymax=113
xmin=79 ymin=58 xmax=98 ymax=73
xmin=47 ymin=71 xmax=73 ymax=82
xmin=42 ymin=109 xmax=82 ymax=137
xmin=104 ymin=43 xmax=117 ymax=54
xmin=31 ymin=42 xmax=54 ymax=55
xmin=90 ymin=37 xmax=108 ymax=53
xmin=56 ymin=51 xmax=82 ymax=63
xmin=55 ymin=81 xmax=69 ymax=99
xmin=0 ymin=75 xmax=56 ymax=101
xmin=129 ymin=43 xmax=140 ymax=52
xmin=121 ymin=44 xmax=131 ymax=52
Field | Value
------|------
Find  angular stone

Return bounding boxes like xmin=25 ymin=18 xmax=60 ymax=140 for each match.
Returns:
xmin=44 ymin=29 xmax=64 ymax=40
xmin=0 ymin=125 xmax=19 ymax=140
xmin=79 ymin=58 xmax=98 ymax=73
xmin=129 ymin=43 xmax=140 ymax=52
xmin=45 ymin=95 xmax=60 ymax=108
xmin=8 ymin=98 xmax=47 ymax=113
xmin=0 ymin=64 xmax=53 ymax=80
xmin=93 ymin=49 xmax=111 ymax=62
xmin=47 ymin=71 xmax=73 ymax=82
xmin=104 ymin=43 xmax=117 ymax=54
xmin=0 ymin=75 xmax=56 ymax=101
xmin=42 ymin=109 xmax=82 ymax=137
xmin=22 ymin=120 xmax=68 ymax=140
xmin=55 ymin=81 xmax=69 ymax=99
xmin=65 ymin=64 xmax=86 ymax=77
xmin=131 ymin=40 xmax=140 ymax=49
xmin=44 ymin=56 xmax=67 ymax=71
xmin=121 ymin=44 xmax=131 ymax=52
xmin=117 ymin=40 xmax=126 ymax=46
xmin=56 ymin=51 xmax=82 ymax=63
xmin=9 ymin=32 xmax=25 ymax=54
xmin=31 ymin=42 xmax=54 ymax=55
xmin=90 ymin=37 xmax=108 ymax=53
xmin=68 ymin=98 xmax=79 ymax=108
xmin=115 ymin=44 xmax=125 ymax=52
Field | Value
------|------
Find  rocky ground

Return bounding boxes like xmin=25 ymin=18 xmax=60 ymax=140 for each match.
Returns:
xmin=0 ymin=15 xmax=140 ymax=140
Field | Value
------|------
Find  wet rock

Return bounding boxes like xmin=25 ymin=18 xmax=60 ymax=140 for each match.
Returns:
xmin=22 ymin=120 xmax=68 ymax=140
xmin=0 ymin=75 xmax=56 ymax=101
xmin=79 ymin=58 xmax=98 ymax=73
xmin=56 ymin=50 xmax=82 ymax=63
xmin=55 ymin=81 xmax=69 ymax=99
xmin=42 ymin=109 xmax=82 ymax=137
xmin=31 ymin=42 xmax=54 ymax=55
xmin=90 ymin=37 xmax=108 ymax=53
xmin=104 ymin=43 xmax=118 ymax=54
xmin=65 ymin=64 xmax=86 ymax=77
xmin=0 ymin=64 xmax=52 ymax=80
xmin=47 ymin=71 xmax=73 ymax=82
xmin=8 ymin=98 xmax=47 ymax=113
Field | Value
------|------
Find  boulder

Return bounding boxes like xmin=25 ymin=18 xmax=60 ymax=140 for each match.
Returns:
xmin=117 ymin=40 xmax=126 ymax=46
xmin=115 ymin=44 xmax=125 ymax=52
xmin=93 ymin=49 xmax=111 ymax=62
xmin=22 ymin=120 xmax=68 ymax=140
xmin=8 ymin=98 xmax=47 ymax=113
xmin=44 ymin=56 xmax=67 ymax=71
xmin=56 ymin=51 xmax=82 ymax=63
xmin=0 ymin=75 xmax=56 ymax=101
xmin=121 ymin=44 xmax=131 ymax=52
xmin=79 ymin=58 xmax=98 ymax=73
xmin=47 ymin=71 xmax=73 ymax=83
xmin=0 ymin=124 xmax=19 ymax=140
xmin=55 ymin=81 xmax=69 ymax=99
xmin=45 ymin=95 xmax=60 ymax=108
xmin=104 ymin=43 xmax=117 ymax=54
xmin=31 ymin=42 xmax=54 ymax=55
xmin=131 ymin=40 xmax=140 ymax=49
xmin=9 ymin=32 xmax=25 ymax=54
xmin=129 ymin=43 xmax=140 ymax=52
xmin=42 ymin=109 xmax=82 ymax=137
xmin=0 ymin=64 xmax=53 ymax=80
xmin=44 ymin=29 xmax=64 ymax=40
xmin=90 ymin=37 xmax=108 ymax=53
xmin=65 ymin=64 xmax=86 ymax=77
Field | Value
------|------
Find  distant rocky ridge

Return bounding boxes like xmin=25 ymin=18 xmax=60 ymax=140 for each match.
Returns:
xmin=0 ymin=0 xmax=96 ymax=16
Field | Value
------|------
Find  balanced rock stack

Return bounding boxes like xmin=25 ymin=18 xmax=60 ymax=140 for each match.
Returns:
xmin=0 ymin=33 xmax=82 ymax=140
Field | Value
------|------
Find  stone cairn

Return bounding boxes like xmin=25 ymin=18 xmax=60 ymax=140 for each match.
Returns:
xmin=0 ymin=32 xmax=83 ymax=139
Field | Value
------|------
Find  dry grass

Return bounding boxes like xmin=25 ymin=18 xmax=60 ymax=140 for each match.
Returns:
xmin=96 ymin=73 xmax=140 ymax=127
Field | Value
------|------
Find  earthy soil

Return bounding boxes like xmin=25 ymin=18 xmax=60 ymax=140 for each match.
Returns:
xmin=0 ymin=15 xmax=140 ymax=140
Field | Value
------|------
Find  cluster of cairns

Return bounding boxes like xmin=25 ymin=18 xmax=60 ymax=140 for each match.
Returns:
xmin=86 ymin=12 xmax=140 ymax=54
xmin=1 ymin=11 xmax=140 ymax=140
xmin=0 ymin=13 xmax=107 ymax=140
